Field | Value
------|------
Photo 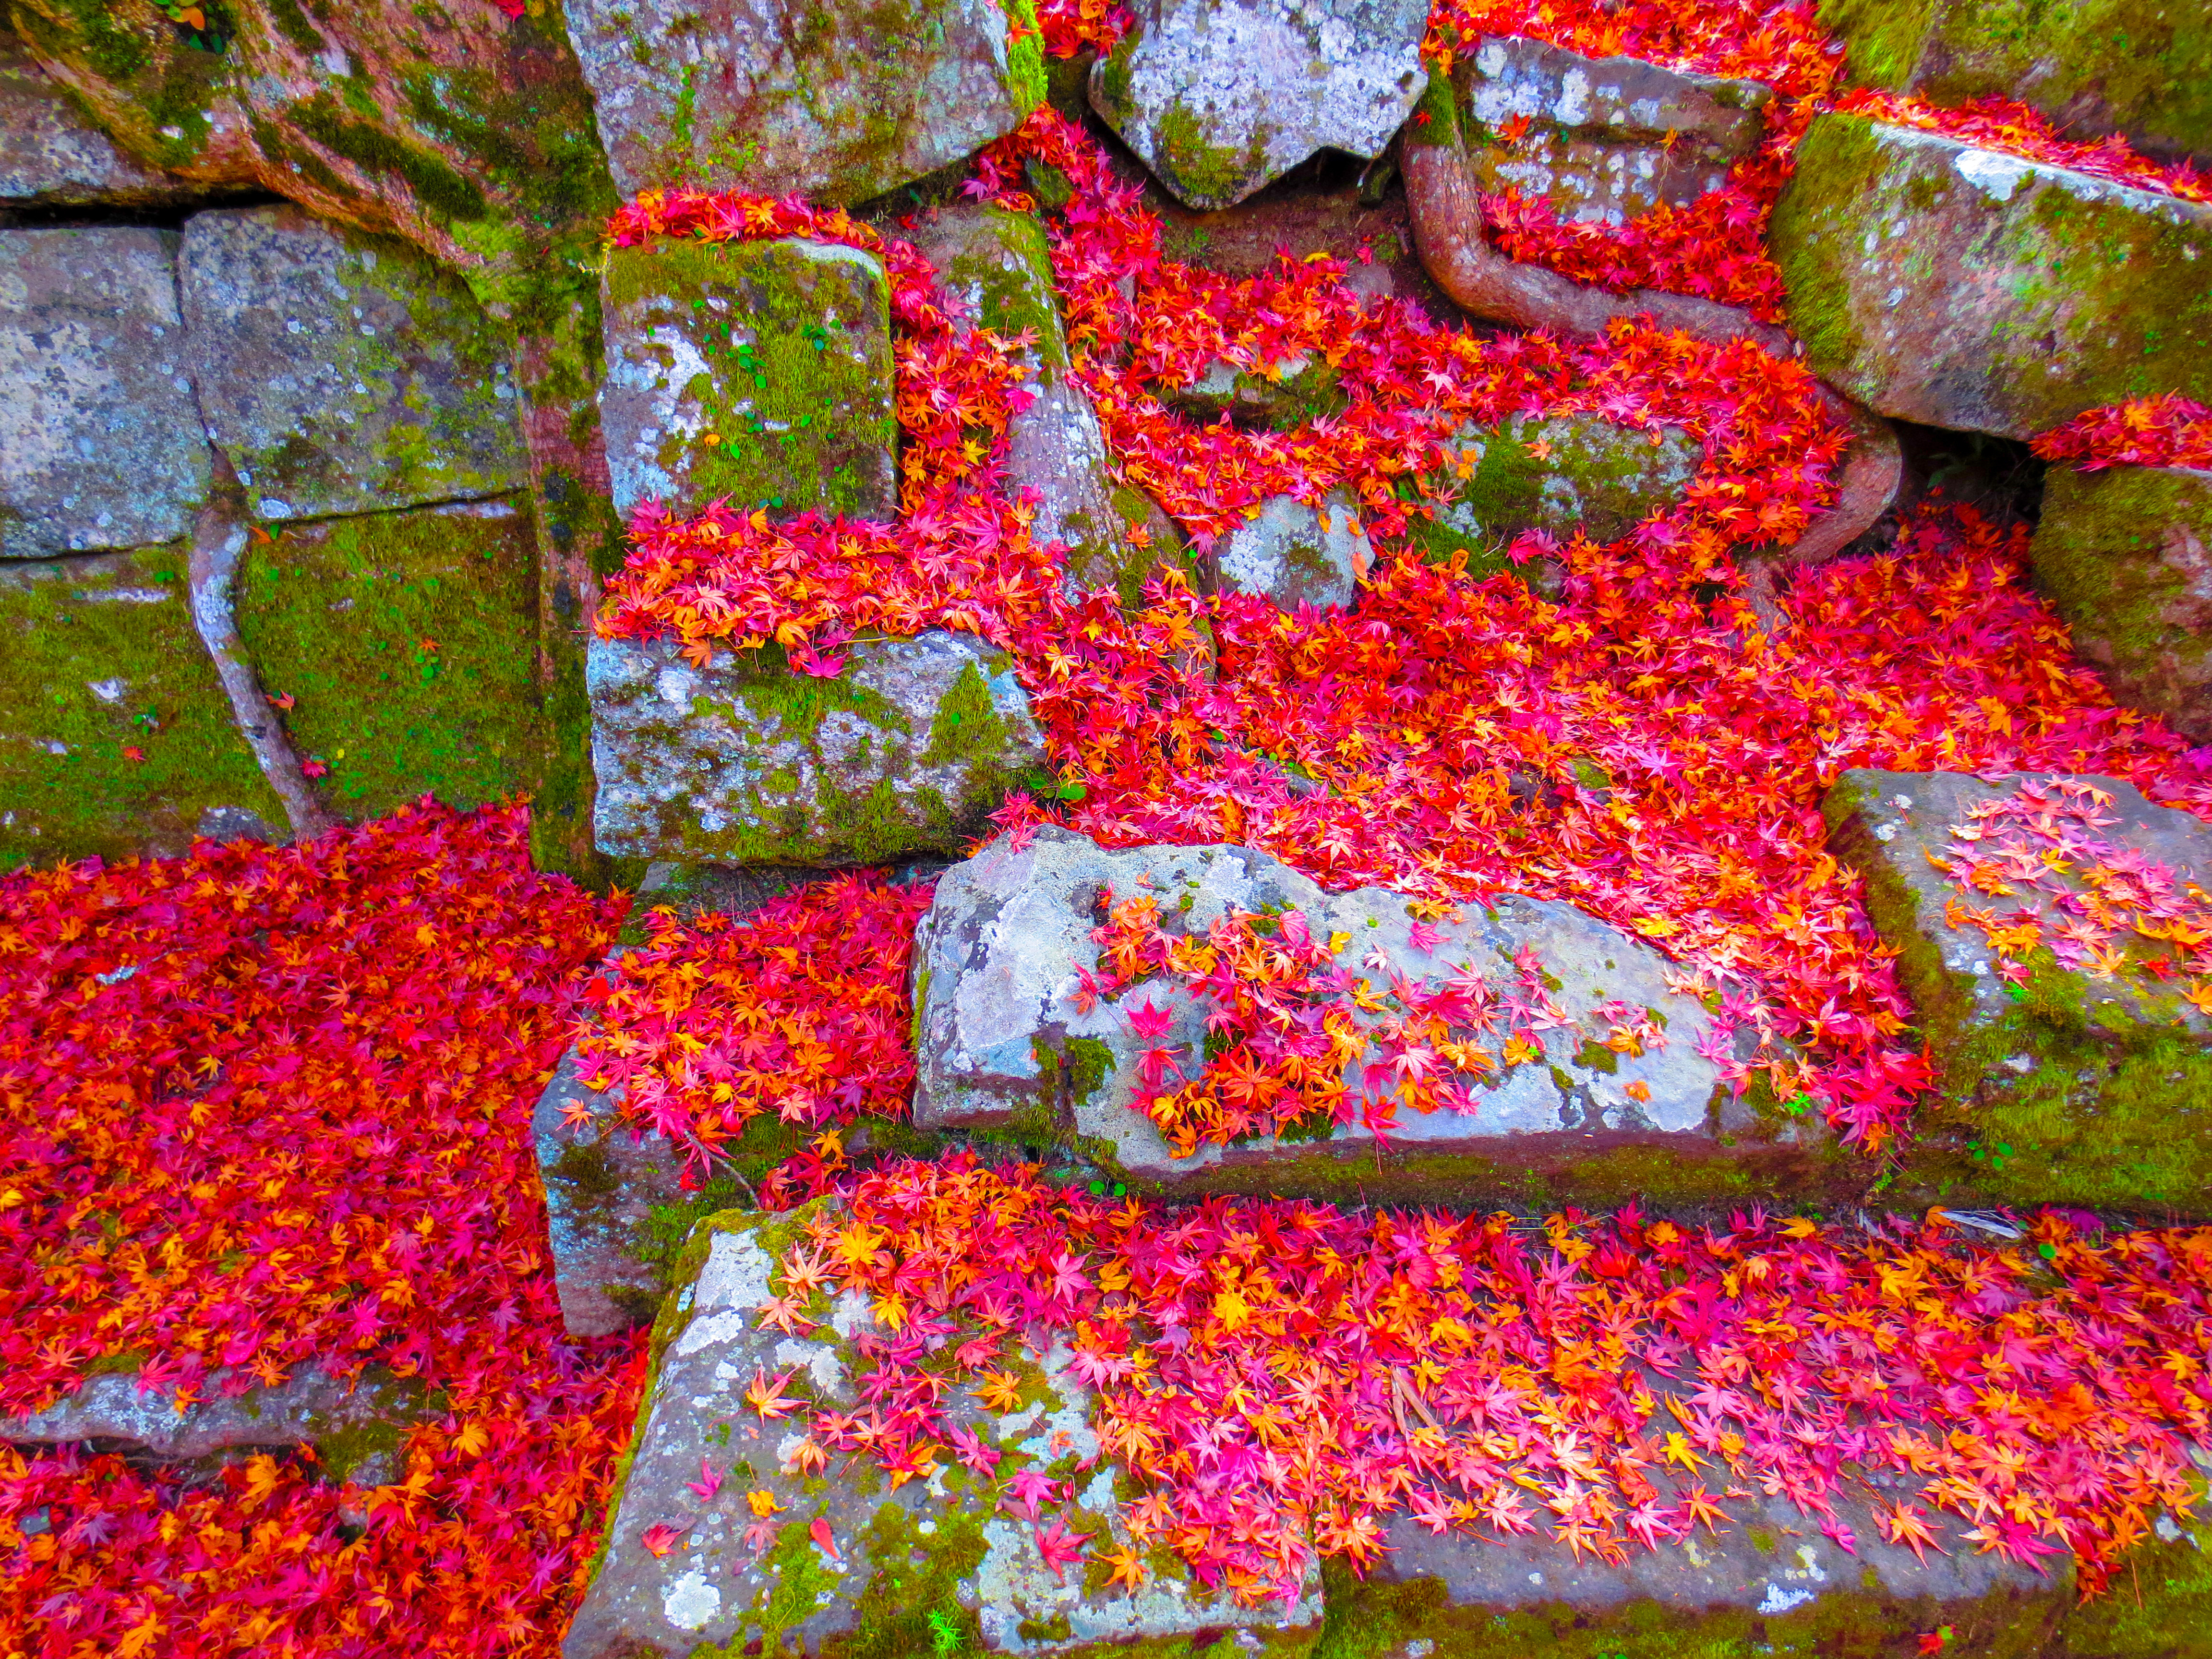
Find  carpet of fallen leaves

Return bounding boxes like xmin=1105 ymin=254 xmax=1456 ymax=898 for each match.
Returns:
xmin=7 ymin=0 xmax=2212 ymax=1652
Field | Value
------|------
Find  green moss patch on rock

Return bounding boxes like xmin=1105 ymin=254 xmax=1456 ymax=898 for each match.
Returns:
xmin=1771 ymin=112 xmax=2212 ymax=439
xmin=232 ymin=496 xmax=545 ymax=823
xmin=598 ymin=236 xmax=898 ymax=520
xmin=2028 ymin=462 xmax=2212 ymax=744
xmin=0 ymin=547 xmax=284 ymax=872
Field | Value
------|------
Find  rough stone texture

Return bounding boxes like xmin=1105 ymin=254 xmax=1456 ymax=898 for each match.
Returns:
xmin=1770 ymin=112 xmax=2212 ymax=440
xmin=0 ymin=547 xmax=284 ymax=871
xmin=1409 ymin=413 xmax=1702 ymax=575
xmin=1454 ymin=36 xmax=1772 ymax=226
xmin=230 ymin=496 xmax=546 ymax=822
xmin=1825 ymin=769 xmax=2212 ymax=1212
xmin=180 ymin=205 xmax=525 ymax=522
xmin=0 ymin=228 xmax=209 ymax=558
xmin=910 ymin=828 xmax=1728 ymax=1193
xmin=599 ymin=237 xmax=898 ymax=519
xmin=589 ymin=627 xmax=1046 ymax=865
xmin=1216 ymin=490 xmax=1369 ymax=610
xmin=1162 ymin=350 xmax=1348 ymax=430
xmin=1 ymin=1364 xmax=437 ymax=1486
xmin=1090 ymin=0 xmax=1431 ymax=211
xmin=2029 ymin=464 xmax=2212 ymax=745
xmin=564 ymin=1207 xmax=1322 ymax=1659
xmin=564 ymin=0 xmax=1042 ymax=203
xmin=1817 ymin=0 xmax=2211 ymax=165
xmin=0 ymin=36 xmax=198 ymax=205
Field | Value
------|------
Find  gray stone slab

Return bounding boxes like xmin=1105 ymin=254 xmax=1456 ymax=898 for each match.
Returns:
xmin=1412 ymin=412 xmax=1702 ymax=565
xmin=563 ymin=0 xmax=1039 ymax=203
xmin=588 ymin=627 xmax=1046 ymax=865
xmin=1216 ymin=490 xmax=1367 ymax=611
xmin=179 ymin=204 xmax=525 ymax=522
xmin=598 ymin=236 xmax=898 ymax=519
xmin=0 ymin=38 xmax=198 ymax=206
xmin=910 ymin=827 xmax=1726 ymax=1192
xmin=1771 ymin=114 xmax=2212 ymax=439
xmin=0 ymin=227 xmax=208 ymax=557
xmin=1091 ymin=0 xmax=1431 ymax=210
xmin=563 ymin=1207 xmax=1322 ymax=1658
xmin=1455 ymin=35 xmax=1771 ymax=226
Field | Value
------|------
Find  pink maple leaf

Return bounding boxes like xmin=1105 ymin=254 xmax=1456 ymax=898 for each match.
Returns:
xmin=1034 ymin=1514 xmax=1093 ymax=1582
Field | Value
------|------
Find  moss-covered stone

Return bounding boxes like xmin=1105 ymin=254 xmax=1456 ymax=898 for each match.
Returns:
xmin=1818 ymin=0 xmax=2212 ymax=164
xmin=0 ymin=547 xmax=284 ymax=871
xmin=1771 ymin=112 xmax=2212 ymax=439
xmin=232 ymin=497 xmax=546 ymax=822
xmin=599 ymin=236 xmax=899 ymax=519
xmin=2027 ymin=463 xmax=2212 ymax=745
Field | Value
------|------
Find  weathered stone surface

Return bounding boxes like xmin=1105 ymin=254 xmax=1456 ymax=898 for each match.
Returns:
xmin=1 ymin=1363 xmax=436 ymax=1486
xmin=910 ymin=828 xmax=1731 ymax=1195
xmin=0 ymin=228 xmax=208 ymax=557
xmin=1216 ymin=490 xmax=1368 ymax=610
xmin=0 ymin=547 xmax=283 ymax=872
xmin=1818 ymin=0 xmax=2211 ymax=165
xmin=180 ymin=205 xmax=524 ymax=522
xmin=1162 ymin=349 xmax=1347 ymax=430
xmin=231 ymin=496 xmax=545 ymax=821
xmin=564 ymin=0 xmax=1042 ymax=203
xmin=2030 ymin=465 xmax=2212 ymax=745
xmin=1825 ymin=769 xmax=2212 ymax=1211
xmin=1091 ymin=0 xmax=1431 ymax=211
xmin=589 ymin=628 xmax=1045 ymax=865
xmin=1454 ymin=36 xmax=1772 ymax=226
xmin=1771 ymin=113 xmax=2212 ymax=440
xmin=599 ymin=237 xmax=898 ymax=519
xmin=564 ymin=1206 xmax=1322 ymax=1659
xmin=0 ymin=36 xmax=197 ymax=205
xmin=1408 ymin=412 xmax=1701 ymax=577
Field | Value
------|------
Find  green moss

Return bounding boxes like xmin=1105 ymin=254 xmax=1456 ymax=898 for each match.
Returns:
xmin=602 ymin=238 xmax=896 ymax=518
xmin=1407 ymin=67 xmax=1462 ymax=150
xmin=920 ymin=660 xmax=1011 ymax=769
xmin=933 ymin=208 xmax=1069 ymax=380
xmin=1154 ymin=100 xmax=1274 ymax=208
xmin=0 ymin=549 xmax=285 ymax=872
xmin=1768 ymin=114 xmax=1885 ymax=388
xmin=1001 ymin=0 xmax=1047 ymax=118
xmin=1816 ymin=0 xmax=1944 ymax=88
xmin=232 ymin=502 xmax=545 ymax=823
xmin=289 ymin=90 xmax=490 ymax=225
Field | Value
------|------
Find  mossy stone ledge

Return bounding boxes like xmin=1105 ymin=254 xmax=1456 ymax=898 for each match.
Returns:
xmin=561 ymin=1203 xmax=1322 ymax=1659
xmin=1770 ymin=112 xmax=2212 ymax=440
xmin=560 ymin=0 xmax=1042 ymax=203
xmin=2028 ymin=464 xmax=2212 ymax=746
xmin=598 ymin=237 xmax=898 ymax=521
xmin=1825 ymin=768 xmax=2212 ymax=1215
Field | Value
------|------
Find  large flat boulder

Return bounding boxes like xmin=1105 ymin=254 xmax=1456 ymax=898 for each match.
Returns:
xmin=589 ymin=628 xmax=1045 ymax=865
xmin=1090 ymin=0 xmax=1431 ymax=211
xmin=2029 ymin=464 xmax=2212 ymax=745
xmin=0 ymin=228 xmax=209 ymax=558
xmin=180 ymin=205 xmax=526 ymax=523
xmin=1216 ymin=491 xmax=1368 ymax=611
xmin=564 ymin=1206 xmax=1322 ymax=1658
xmin=563 ymin=0 xmax=1042 ymax=203
xmin=0 ymin=37 xmax=198 ymax=207
xmin=0 ymin=548 xmax=284 ymax=870
xmin=1817 ymin=0 xmax=2210 ymax=166
xmin=908 ymin=828 xmax=1779 ymax=1201
xmin=1770 ymin=113 xmax=2212 ymax=440
xmin=599 ymin=238 xmax=898 ymax=520
xmin=1454 ymin=36 xmax=1772 ymax=226
xmin=1825 ymin=769 xmax=2212 ymax=1211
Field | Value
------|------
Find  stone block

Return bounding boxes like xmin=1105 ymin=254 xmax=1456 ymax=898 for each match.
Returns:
xmin=1455 ymin=35 xmax=1772 ymax=226
xmin=598 ymin=237 xmax=899 ymax=519
xmin=180 ymin=205 xmax=525 ymax=523
xmin=231 ymin=495 xmax=545 ymax=821
xmin=1817 ymin=0 xmax=2211 ymax=165
xmin=1090 ymin=0 xmax=1431 ymax=210
xmin=2028 ymin=464 xmax=2212 ymax=745
xmin=1771 ymin=113 xmax=2212 ymax=439
xmin=0 ymin=227 xmax=209 ymax=557
xmin=0 ymin=547 xmax=283 ymax=871
xmin=588 ymin=628 xmax=1046 ymax=865
xmin=1825 ymin=768 xmax=2212 ymax=1211
xmin=908 ymin=828 xmax=1778 ymax=1201
xmin=563 ymin=0 xmax=1042 ymax=203
xmin=0 ymin=37 xmax=198 ymax=206
xmin=562 ymin=1206 xmax=1323 ymax=1658
xmin=1216 ymin=490 xmax=1367 ymax=610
